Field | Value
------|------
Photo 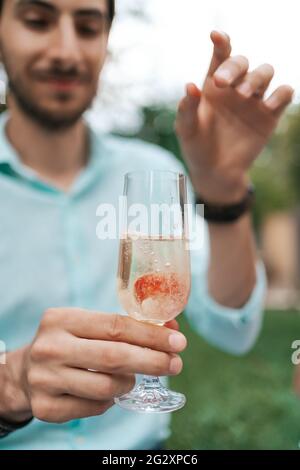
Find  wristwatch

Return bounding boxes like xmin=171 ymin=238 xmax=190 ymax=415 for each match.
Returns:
xmin=0 ymin=416 xmax=33 ymax=438
xmin=195 ymin=185 xmax=255 ymax=224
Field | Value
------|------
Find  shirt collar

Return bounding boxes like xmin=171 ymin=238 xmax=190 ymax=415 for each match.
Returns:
xmin=0 ymin=111 xmax=22 ymax=166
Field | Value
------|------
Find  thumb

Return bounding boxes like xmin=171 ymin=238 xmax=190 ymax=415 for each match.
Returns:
xmin=186 ymin=83 xmax=202 ymax=100
xmin=175 ymin=83 xmax=201 ymax=139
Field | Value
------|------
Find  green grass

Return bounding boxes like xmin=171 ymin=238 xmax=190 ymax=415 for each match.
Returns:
xmin=167 ymin=310 xmax=300 ymax=450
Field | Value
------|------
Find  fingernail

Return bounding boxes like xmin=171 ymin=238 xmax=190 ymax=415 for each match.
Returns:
xmin=266 ymin=96 xmax=279 ymax=111
xmin=237 ymin=82 xmax=252 ymax=98
xmin=169 ymin=356 xmax=183 ymax=375
xmin=215 ymin=69 xmax=232 ymax=83
xmin=169 ymin=332 xmax=187 ymax=351
xmin=186 ymin=84 xmax=201 ymax=100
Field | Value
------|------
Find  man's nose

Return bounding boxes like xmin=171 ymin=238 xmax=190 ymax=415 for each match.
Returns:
xmin=48 ymin=16 xmax=82 ymax=66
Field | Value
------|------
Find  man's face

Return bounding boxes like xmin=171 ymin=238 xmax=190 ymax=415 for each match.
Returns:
xmin=0 ymin=0 xmax=110 ymax=130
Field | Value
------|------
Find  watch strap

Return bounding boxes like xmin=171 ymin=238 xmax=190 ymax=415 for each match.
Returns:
xmin=195 ymin=185 xmax=255 ymax=224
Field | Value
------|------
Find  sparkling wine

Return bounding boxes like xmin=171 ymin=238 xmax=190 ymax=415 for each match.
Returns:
xmin=118 ymin=235 xmax=191 ymax=324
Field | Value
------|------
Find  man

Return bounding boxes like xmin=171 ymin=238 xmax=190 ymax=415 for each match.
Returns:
xmin=0 ymin=0 xmax=293 ymax=450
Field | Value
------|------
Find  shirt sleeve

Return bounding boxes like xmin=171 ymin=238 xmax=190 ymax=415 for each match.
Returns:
xmin=185 ymin=215 xmax=267 ymax=356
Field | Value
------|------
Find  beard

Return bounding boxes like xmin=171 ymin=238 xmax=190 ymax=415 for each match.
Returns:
xmin=8 ymin=77 xmax=95 ymax=132
xmin=1 ymin=49 xmax=98 ymax=132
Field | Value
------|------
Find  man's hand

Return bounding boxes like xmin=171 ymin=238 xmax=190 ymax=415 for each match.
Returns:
xmin=1 ymin=309 xmax=186 ymax=424
xmin=175 ymin=30 xmax=294 ymax=204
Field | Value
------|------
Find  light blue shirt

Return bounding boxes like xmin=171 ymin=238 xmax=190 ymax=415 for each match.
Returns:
xmin=0 ymin=111 xmax=266 ymax=450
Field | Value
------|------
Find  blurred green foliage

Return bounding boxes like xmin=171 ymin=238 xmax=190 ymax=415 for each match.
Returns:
xmin=250 ymin=126 xmax=297 ymax=229
xmin=286 ymin=106 xmax=300 ymax=202
xmin=133 ymin=107 xmax=182 ymax=163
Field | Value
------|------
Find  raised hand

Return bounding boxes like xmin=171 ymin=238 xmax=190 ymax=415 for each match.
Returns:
xmin=175 ymin=31 xmax=294 ymax=204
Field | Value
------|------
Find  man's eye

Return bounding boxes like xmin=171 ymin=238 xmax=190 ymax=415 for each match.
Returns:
xmin=77 ymin=25 xmax=102 ymax=37
xmin=24 ymin=18 xmax=49 ymax=29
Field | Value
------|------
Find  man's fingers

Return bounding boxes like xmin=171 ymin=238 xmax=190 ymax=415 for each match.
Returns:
xmin=65 ymin=338 xmax=183 ymax=377
xmin=213 ymin=55 xmax=249 ymax=88
xmin=33 ymin=394 xmax=113 ymax=423
xmin=235 ymin=64 xmax=275 ymax=99
xmin=264 ymin=85 xmax=294 ymax=118
xmin=186 ymin=83 xmax=202 ymax=100
xmin=177 ymin=84 xmax=201 ymax=114
xmin=207 ymin=30 xmax=232 ymax=78
xmin=51 ymin=368 xmax=136 ymax=401
xmin=63 ymin=309 xmax=186 ymax=354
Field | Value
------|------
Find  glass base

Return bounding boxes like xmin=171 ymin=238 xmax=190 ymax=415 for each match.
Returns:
xmin=114 ymin=377 xmax=186 ymax=414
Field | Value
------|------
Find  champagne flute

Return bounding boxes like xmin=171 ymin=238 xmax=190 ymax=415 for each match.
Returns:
xmin=115 ymin=170 xmax=191 ymax=413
